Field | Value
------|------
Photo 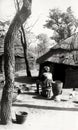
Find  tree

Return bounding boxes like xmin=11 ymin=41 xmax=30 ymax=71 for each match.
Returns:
xmin=15 ymin=0 xmax=31 ymax=77
xmin=37 ymin=33 xmax=50 ymax=56
xmin=1 ymin=0 xmax=32 ymax=124
xmin=20 ymin=26 xmax=31 ymax=76
xmin=44 ymin=7 xmax=78 ymax=43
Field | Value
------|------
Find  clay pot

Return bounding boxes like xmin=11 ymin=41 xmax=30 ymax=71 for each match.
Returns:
xmin=52 ymin=80 xmax=63 ymax=96
xmin=16 ymin=111 xmax=28 ymax=124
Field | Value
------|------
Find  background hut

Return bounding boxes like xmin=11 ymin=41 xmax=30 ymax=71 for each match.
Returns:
xmin=0 ymin=37 xmax=35 ymax=73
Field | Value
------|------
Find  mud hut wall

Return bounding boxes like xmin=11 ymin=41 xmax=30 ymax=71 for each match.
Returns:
xmin=53 ymin=63 xmax=66 ymax=84
xmin=15 ymin=56 xmax=26 ymax=71
xmin=39 ymin=62 xmax=66 ymax=85
xmin=38 ymin=61 xmax=78 ymax=89
xmin=0 ymin=55 xmax=27 ymax=73
xmin=39 ymin=62 xmax=64 ymax=81
xmin=64 ymin=67 xmax=78 ymax=88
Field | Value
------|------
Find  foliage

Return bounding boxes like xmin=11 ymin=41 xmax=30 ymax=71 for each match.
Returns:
xmin=0 ymin=21 xmax=10 ymax=38
xmin=44 ymin=7 xmax=78 ymax=43
xmin=37 ymin=33 xmax=50 ymax=56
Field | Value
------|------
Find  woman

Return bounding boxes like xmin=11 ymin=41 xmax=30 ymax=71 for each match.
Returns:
xmin=40 ymin=66 xmax=54 ymax=98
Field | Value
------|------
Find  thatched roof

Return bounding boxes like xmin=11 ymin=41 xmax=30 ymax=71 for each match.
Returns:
xmin=36 ymin=32 xmax=78 ymax=66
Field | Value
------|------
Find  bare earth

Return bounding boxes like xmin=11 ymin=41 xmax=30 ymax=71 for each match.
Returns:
xmin=0 ymin=69 xmax=78 ymax=130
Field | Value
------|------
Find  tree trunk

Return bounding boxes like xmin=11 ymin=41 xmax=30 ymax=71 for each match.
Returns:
xmin=21 ymin=26 xmax=31 ymax=77
xmin=23 ymin=42 xmax=31 ymax=77
xmin=1 ymin=0 xmax=32 ymax=124
xmin=15 ymin=0 xmax=31 ymax=77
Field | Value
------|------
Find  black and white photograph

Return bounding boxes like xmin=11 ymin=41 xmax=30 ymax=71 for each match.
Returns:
xmin=0 ymin=0 xmax=78 ymax=130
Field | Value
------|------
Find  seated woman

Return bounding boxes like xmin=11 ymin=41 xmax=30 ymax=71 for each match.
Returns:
xmin=38 ymin=66 xmax=54 ymax=98
xmin=41 ymin=66 xmax=53 ymax=87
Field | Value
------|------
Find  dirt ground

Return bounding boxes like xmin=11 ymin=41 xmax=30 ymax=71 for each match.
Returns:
xmin=1 ymin=69 xmax=78 ymax=130
xmin=1 ymin=89 xmax=78 ymax=130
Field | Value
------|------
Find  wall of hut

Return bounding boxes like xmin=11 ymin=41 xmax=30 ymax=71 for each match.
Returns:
xmin=64 ymin=67 xmax=78 ymax=88
xmin=0 ymin=55 xmax=26 ymax=73
xmin=0 ymin=55 xmax=35 ymax=73
xmin=15 ymin=56 xmax=26 ymax=71
xmin=39 ymin=61 xmax=65 ymax=83
xmin=39 ymin=61 xmax=78 ymax=89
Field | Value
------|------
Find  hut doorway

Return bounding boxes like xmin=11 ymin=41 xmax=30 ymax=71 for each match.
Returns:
xmin=39 ymin=62 xmax=66 ymax=86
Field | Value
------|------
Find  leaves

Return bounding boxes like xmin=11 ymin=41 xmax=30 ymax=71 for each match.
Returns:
xmin=44 ymin=7 xmax=78 ymax=43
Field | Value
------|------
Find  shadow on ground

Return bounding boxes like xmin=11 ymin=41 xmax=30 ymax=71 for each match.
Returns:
xmin=33 ymin=95 xmax=51 ymax=100
xmin=15 ymin=76 xmax=38 ymax=84
xmin=21 ymin=92 xmax=37 ymax=95
xmin=13 ymin=103 xmax=78 ymax=111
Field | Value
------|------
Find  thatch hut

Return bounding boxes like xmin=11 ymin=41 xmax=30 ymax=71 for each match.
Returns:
xmin=36 ymin=32 xmax=78 ymax=88
xmin=0 ymin=37 xmax=35 ymax=72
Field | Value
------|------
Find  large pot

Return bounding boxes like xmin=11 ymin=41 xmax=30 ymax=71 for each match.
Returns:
xmin=16 ymin=111 xmax=28 ymax=124
xmin=52 ymin=80 xmax=63 ymax=96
